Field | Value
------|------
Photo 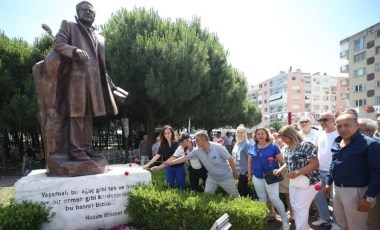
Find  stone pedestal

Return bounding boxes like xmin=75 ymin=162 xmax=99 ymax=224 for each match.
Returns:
xmin=14 ymin=164 xmax=151 ymax=230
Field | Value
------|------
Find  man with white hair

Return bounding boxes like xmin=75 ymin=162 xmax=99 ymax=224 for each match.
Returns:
xmin=358 ymin=118 xmax=377 ymax=138
xmin=373 ymin=115 xmax=380 ymax=142
xmin=362 ymin=116 xmax=380 ymax=230
xmin=298 ymin=116 xmax=319 ymax=142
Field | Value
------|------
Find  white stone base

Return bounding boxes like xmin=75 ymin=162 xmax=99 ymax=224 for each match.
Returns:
xmin=14 ymin=164 xmax=151 ymax=230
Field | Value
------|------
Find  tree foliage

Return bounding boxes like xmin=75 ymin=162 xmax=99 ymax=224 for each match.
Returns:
xmin=102 ymin=8 xmax=261 ymax=136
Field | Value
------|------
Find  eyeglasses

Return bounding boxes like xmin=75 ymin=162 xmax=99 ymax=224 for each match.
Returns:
xmin=318 ymin=118 xmax=331 ymax=123
xmin=299 ymin=121 xmax=309 ymax=124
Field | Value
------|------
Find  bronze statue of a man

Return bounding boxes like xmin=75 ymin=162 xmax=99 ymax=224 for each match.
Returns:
xmin=32 ymin=1 xmax=127 ymax=176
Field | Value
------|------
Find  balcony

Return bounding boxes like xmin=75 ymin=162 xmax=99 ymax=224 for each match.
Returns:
xmin=340 ymin=79 xmax=349 ymax=87
xmin=340 ymin=64 xmax=349 ymax=73
xmin=340 ymin=50 xmax=349 ymax=59
xmin=340 ymin=93 xmax=349 ymax=100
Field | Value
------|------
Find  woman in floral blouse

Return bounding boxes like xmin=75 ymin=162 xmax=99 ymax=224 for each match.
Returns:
xmin=278 ymin=125 xmax=320 ymax=230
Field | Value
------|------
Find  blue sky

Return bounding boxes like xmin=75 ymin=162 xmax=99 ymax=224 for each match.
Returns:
xmin=1 ymin=0 xmax=379 ymax=85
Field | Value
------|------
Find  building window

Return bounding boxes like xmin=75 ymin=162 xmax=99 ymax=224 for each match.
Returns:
xmin=330 ymin=96 xmax=336 ymax=101
xmin=292 ymin=104 xmax=301 ymax=109
xmin=292 ymin=76 xmax=301 ymax=81
xmin=354 ymin=36 xmax=366 ymax=52
xmin=292 ymin=85 xmax=301 ymax=91
xmin=313 ymin=86 xmax=320 ymax=91
xmin=323 ymin=105 xmax=329 ymax=110
xmin=292 ymin=94 xmax=301 ymax=99
xmin=376 ymin=63 xmax=380 ymax=72
xmin=377 ymin=80 xmax=380 ymax=88
xmin=354 ymin=67 xmax=366 ymax=77
xmin=377 ymin=29 xmax=380 ymax=38
xmin=305 ymin=85 xmax=311 ymax=93
xmin=376 ymin=96 xmax=380 ymax=104
xmin=323 ymin=96 xmax=329 ymax=101
xmin=376 ymin=46 xmax=380 ymax=55
xmin=313 ymin=105 xmax=320 ymax=110
xmin=354 ymin=84 xmax=366 ymax=92
xmin=354 ymin=51 xmax=366 ymax=62
xmin=355 ymin=99 xmax=366 ymax=106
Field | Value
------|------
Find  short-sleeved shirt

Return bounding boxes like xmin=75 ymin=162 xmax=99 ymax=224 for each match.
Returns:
xmin=283 ymin=141 xmax=320 ymax=185
xmin=173 ymin=144 xmax=203 ymax=169
xmin=139 ymin=141 xmax=150 ymax=156
xmin=151 ymin=142 xmax=160 ymax=154
xmin=187 ymin=142 xmax=232 ymax=180
xmin=298 ymin=128 xmax=320 ymax=143
xmin=314 ymin=130 xmax=339 ymax=171
xmin=248 ymin=143 xmax=280 ymax=179
xmin=232 ymin=140 xmax=250 ymax=175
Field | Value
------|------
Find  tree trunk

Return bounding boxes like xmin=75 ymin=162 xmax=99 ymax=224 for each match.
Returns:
xmin=146 ymin=107 xmax=156 ymax=148
xmin=1 ymin=129 xmax=8 ymax=174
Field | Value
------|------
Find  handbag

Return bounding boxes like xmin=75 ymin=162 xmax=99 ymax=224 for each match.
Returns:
xmin=289 ymin=175 xmax=310 ymax=188
xmin=264 ymin=169 xmax=284 ymax=184
xmin=257 ymin=145 xmax=283 ymax=184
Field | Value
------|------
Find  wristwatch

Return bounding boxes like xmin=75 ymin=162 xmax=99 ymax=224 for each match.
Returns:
xmin=363 ymin=195 xmax=375 ymax=203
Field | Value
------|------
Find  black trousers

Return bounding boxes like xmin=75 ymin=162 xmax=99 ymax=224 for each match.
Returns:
xmin=188 ymin=165 xmax=208 ymax=192
xmin=238 ymin=174 xmax=249 ymax=197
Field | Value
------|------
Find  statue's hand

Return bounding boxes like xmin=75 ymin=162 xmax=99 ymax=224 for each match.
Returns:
xmin=74 ymin=49 xmax=89 ymax=61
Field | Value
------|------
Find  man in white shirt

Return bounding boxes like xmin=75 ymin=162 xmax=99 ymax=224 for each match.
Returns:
xmin=298 ymin=116 xmax=319 ymax=143
xmin=312 ymin=112 xmax=339 ymax=228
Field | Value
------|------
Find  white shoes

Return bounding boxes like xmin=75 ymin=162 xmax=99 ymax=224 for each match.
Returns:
xmin=331 ymin=223 xmax=341 ymax=230
xmin=280 ymin=223 xmax=290 ymax=230
xmin=311 ymin=218 xmax=332 ymax=226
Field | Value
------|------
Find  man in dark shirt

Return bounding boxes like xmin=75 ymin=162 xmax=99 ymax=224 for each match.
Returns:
xmin=325 ymin=114 xmax=380 ymax=230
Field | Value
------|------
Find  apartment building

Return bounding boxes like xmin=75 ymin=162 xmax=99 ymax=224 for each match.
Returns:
xmin=248 ymin=69 xmax=349 ymax=127
xmin=340 ymin=22 xmax=380 ymax=120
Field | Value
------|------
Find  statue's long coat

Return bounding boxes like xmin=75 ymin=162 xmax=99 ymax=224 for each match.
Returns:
xmin=53 ymin=19 xmax=117 ymax=117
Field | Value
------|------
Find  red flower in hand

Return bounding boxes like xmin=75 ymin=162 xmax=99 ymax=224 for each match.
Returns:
xmin=134 ymin=157 xmax=139 ymax=163
xmin=268 ymin=157 xmax=275 ymax=164
xmin=314 ymin=184 xmax=322 ymax=191
xmin=124 ymin=171 xmax=129 ymax=176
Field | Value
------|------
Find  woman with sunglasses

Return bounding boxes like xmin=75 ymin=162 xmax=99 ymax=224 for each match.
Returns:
xmin=278 ymin=125 xmax=320 ymax=230
xmin=248 ymin=127 xmax=289 ymax=230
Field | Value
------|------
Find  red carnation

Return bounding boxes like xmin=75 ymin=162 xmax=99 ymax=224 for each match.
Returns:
xmin=268 ymin=157 xmax=275 ymax=163
xmin=124 ymin=171 xmax=129 ymax=176
xmin=128 ymin=163 xmax=132 ymax=167
xmin=134 ymin=157 xmax=139 ymax=163
xmin=314 ymin=184 xmax=322 ymax=191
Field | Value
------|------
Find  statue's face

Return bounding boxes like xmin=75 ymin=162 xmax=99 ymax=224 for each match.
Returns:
xmin=78 ymin=3 xmax=95 ymax=25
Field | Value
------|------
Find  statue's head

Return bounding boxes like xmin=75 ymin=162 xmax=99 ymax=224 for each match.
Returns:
xmin=76 ymin=1 xmax=95 ymax=26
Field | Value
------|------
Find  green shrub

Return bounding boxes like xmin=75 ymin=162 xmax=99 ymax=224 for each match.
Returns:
xmin=127 ymin=185 xmax=267 ymax=230
xmin=0 ymin=199 xmax=53 ymax=230
xmin=0 ymin=187 xmax=14 ymax=208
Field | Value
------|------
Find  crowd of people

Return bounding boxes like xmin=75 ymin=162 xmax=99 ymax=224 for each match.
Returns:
xmin=137 ymin=110 xmax=380 ymax=230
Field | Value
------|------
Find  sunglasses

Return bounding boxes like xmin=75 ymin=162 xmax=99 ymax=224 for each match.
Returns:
xmin=318 ymin=118 xmax=331 ymax=123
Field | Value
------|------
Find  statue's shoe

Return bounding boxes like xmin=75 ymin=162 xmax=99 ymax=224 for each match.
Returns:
xmin=71 ymin=152 xmax=91 ymax=161
xmin=86 ymin=151 xmax=103 ymax=158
